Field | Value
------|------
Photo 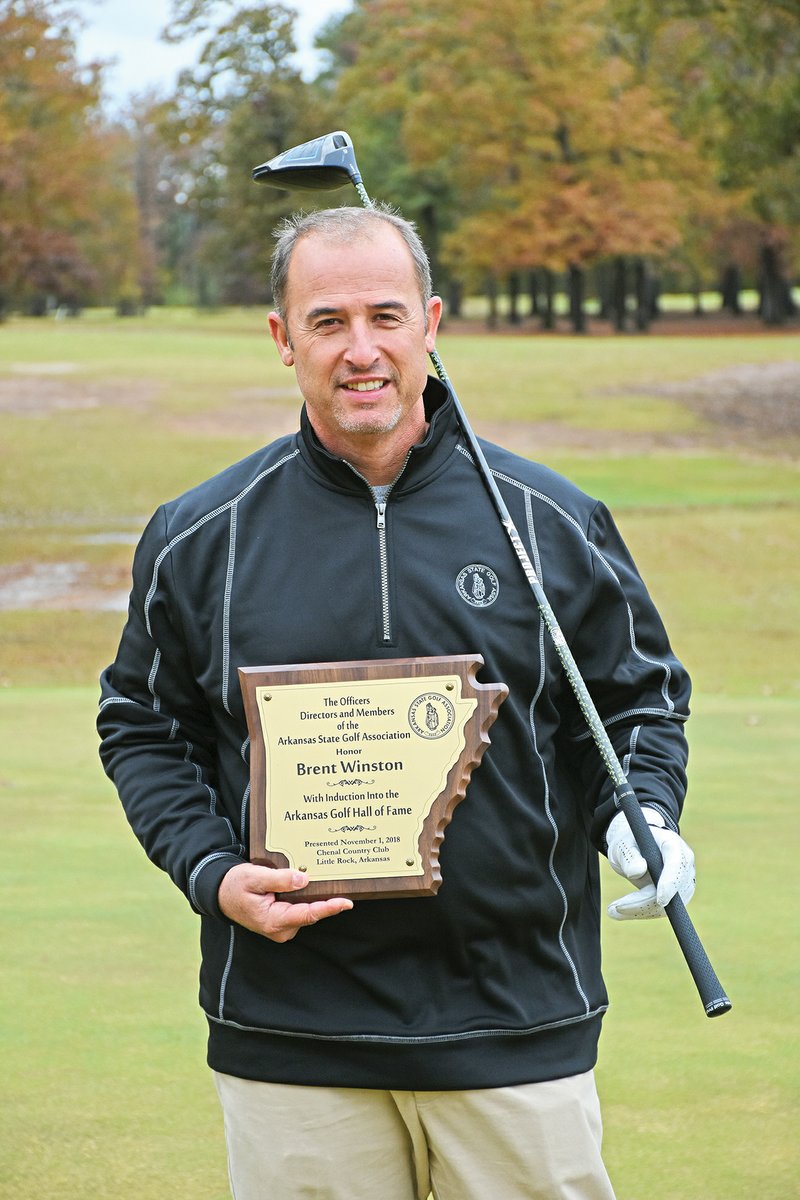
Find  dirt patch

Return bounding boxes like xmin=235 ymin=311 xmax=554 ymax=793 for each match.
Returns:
xmin=0 ymin=374 xmax=156 ymax=416
xmin=472 ymin=418 xmax=691 ymax=456
xmin=638 ymin=361 xmax=800 ymax=439
xmin=165 ymin=391 xmax=300 ymax=440
xmin=479 ymin=361 xmax=800 ymax=456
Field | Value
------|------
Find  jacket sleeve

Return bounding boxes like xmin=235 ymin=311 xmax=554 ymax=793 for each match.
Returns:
xmin=97 ymin=506 xmax=246 ymax=918
xmin=563 ymin=501 xmax=691 ymax=850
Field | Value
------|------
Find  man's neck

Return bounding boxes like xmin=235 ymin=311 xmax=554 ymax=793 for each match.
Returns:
xmin=343 ymin=432 xmax=427 ymax=486
xmin=308 ymin=410 xmax=429 ymax=487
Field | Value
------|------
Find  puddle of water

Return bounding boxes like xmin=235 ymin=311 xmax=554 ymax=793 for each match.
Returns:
xmin=10 ymin=362 xmax=79 ymax=375
xmin=80 ymin=533 xmax=140 ymax=545
xmin=0 ymin=562 xmax=129 ymax=612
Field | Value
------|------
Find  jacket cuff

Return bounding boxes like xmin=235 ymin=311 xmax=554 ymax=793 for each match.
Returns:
xmin=641 ymin=801 xmax=680 ymax=834
xmin=189 ymin=851 xmax=247 ymax=919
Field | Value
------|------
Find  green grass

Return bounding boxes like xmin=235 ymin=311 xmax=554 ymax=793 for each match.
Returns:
xmin=600 ymin=695 xmax=800 ymax=1200
xmin=1 ymin=310 xmax=798 ymax=1197
xmin=0 ymin=689 xmax=229 ymax=1200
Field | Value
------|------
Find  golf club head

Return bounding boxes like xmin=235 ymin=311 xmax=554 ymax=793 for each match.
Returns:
xmin=252 ymin=131 xmax=362 ymax=191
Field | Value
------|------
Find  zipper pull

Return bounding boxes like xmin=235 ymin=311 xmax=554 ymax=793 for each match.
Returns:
xmin=375 ymin=501 xmax=386 ymax=530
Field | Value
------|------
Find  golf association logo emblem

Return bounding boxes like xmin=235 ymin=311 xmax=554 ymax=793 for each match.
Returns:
xmin=408 ymin=693 xmax=456 ymax=740
xmin=456 ymin=564 xmax=499 ymax=609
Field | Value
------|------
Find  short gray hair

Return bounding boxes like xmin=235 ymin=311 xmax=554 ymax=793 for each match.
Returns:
xmin=270 ymin=204 xmax=433 ymax=320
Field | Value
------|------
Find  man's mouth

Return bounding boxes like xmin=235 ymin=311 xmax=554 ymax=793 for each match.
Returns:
xmin=342 ymin=379 xmax=387 ymax=393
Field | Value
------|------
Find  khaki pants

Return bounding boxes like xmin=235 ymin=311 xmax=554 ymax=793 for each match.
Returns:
xmin=214 ymin=1069 xmax=616 ymax=1200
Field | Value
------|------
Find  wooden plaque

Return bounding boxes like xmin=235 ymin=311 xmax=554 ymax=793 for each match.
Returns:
xmin=239 ymin=655 xmax=507 ymax=900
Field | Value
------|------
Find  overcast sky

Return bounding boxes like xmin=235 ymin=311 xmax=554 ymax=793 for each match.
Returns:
xmin=73 ymin=0 xmax=350 ymax=110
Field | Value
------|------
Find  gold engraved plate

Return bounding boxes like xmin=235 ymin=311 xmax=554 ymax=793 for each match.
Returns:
xmin=239 ymin=656 xmax=507 ymax=900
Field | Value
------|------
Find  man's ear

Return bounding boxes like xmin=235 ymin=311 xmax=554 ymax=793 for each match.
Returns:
xmin=268 ymin=311 xmax=294 ymax=366
xmin=425 ymin=296 xmax=443 ymax=352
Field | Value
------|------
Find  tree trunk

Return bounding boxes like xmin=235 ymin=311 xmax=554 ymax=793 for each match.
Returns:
xmin=759 ymin=244 xmax=788 ymax=326
xmin=528 ymin=270 xmax=540 ymax=318
xmin=447 ymin=279 xmax=463 ymax=319
xmin=612 ymin=257 xmax=627 ymax=331
xmin=595 ymin=264 xmax=611 ymax=320
xmin=568 ymin=264 xmax=586 ymax=334
xmin=486 ymin=275 xmax=498 ymax=329
xmin=634 ymin=258 xmax=651 ymax=332
xmin=508 ymin=272 xmax=521 ymax=324
xmin=719 ymin=264 xmax=742 ymax=315
xmin=540 ymin=270 xmax=555 ymax=330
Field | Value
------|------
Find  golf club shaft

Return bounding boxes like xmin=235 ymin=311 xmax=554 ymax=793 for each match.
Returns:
xmin=428 ymin=347 xmax=730 ymax=1015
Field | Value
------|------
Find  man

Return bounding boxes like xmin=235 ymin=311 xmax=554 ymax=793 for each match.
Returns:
xmin=98 ymin=205 xmax=695 ymax=1200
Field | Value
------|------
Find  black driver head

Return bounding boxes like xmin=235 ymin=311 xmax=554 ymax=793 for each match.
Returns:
xmin=252 ymin=131 xmax=362 ymax=191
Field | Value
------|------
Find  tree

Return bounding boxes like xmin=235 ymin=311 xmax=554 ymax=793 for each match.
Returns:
xmin=0 ymin=0 xmax=140 ymax=314
xmin=162 ymin=0 xmax=339 ymax=304
xmin=331 ymin=0 xmax=710 ymax=331
xmin=609 ymin=0 xmax=800 ymax=322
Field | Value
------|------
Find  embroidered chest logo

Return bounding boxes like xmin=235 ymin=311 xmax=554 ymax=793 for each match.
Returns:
xmin=456 ymin=564 xmax=500 ymax=609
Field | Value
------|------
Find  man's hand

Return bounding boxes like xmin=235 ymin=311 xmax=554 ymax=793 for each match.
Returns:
xmin=605 ymin=806 xmax=695 ymax=920
xmin=218 ymin=863 xmax=353 ymax=943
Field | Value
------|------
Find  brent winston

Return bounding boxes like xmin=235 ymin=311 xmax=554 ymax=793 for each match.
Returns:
xmin=295 ymin=759 xmax=404 ymax=776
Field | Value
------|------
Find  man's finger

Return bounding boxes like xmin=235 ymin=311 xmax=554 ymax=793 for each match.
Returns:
xmin=241 ymin=866 xmax=311 ymax=894
xmin=607 ymin=883 xmax=661 ymax=921
xmin=649 ymin=827 xmax=695 ymax=908
xmin=265 ymin=897 xmax=353 ymax=941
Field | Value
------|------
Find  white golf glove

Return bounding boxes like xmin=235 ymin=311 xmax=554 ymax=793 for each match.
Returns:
xmin=605 ymin=806 xmax=695 ymax=920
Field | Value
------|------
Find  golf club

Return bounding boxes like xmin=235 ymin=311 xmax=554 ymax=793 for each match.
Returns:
xmin=252 ymin=131 xmax=731 ymax=1017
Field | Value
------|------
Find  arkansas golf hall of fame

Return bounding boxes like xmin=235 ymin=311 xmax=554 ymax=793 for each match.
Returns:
xmin=239 ymin=654 xmax=508 ymax=901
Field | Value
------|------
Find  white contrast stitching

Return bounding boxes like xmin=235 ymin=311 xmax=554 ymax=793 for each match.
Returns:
xmin=147 ymin=648 xmax=161 ymax=713
xmin=205 ymin=1004 xmax=609 ymax=1044
xmin=623 ymin=726 xmax=641 ymax=778
xmin=570 ymin=707 xmax=688 ymax=742
xmin=222 ymin=502 xmax=237 ymax=715
xmin=143 ymin=450 xmax=300 ymax=636
xmin=219 ymin=926 xmax=236 ymax=1020
xmin=524 ymin=488 xmax=591 ymax=1015
xmin=189 ymin=851 xmax=243 ymax=910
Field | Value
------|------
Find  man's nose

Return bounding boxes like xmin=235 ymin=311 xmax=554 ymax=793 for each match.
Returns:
xmin=343 ymin=320 xmax=379 ymax=368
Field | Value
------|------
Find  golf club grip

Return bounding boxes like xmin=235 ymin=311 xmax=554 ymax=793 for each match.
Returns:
xmin=615 ymin=787 xmax=732 ymax=1017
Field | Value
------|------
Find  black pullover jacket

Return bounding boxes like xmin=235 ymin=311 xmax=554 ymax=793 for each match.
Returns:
xmin=98 ymin=379 xmax=690 ymax=1090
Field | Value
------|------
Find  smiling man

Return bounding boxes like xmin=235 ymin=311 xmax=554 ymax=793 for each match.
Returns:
xmin=268 ymin=209 xmax=443 ymax=481
xmin=99 ymin=205 xmax=696 ymax=1200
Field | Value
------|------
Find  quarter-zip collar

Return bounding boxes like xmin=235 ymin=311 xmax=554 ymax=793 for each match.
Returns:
xmin=297 ymin=377 xmax=457 ymax=495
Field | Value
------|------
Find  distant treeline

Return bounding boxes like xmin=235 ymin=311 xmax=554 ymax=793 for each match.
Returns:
xmin=1 ymin=0 xmax=798 ymax=329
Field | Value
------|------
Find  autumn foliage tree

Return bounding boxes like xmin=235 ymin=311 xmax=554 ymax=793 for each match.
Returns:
xmin=0 ymin=0 xmax=140 ymax=314
xmin=330 ymin=0 xmax=715 ymax=329
xmin=609 ymin=0 xmax=800 ymax=323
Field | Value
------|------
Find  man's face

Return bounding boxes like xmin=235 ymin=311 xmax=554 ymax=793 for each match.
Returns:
xmin=268 ymin=224 xmax=442 ymax=454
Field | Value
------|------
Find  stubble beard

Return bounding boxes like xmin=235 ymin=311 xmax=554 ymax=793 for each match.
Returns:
xmin=332 ymin=398 xmax=404 ymax=436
